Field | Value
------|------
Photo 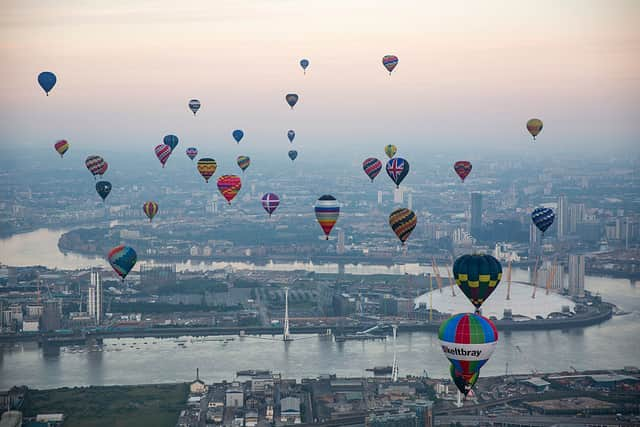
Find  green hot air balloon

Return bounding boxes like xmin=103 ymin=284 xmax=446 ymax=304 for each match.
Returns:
xmin=453 ymin=254 xmax=502 ymax=311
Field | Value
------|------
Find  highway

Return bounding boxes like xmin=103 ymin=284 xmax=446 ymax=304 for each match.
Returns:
xmin=434 ymin=414 xmax=636 ymax=426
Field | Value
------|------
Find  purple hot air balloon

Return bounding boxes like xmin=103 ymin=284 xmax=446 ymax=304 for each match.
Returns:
xmin=261 ymin=193 xmax=280 ymax=217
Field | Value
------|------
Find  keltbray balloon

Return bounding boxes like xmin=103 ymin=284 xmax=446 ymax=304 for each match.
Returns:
xmin=454 ymin=161 xmax=472 ymax=182
xmin=453 ymin=254 xmax=503 ymax=311
xmin=38 ymin=71 xmax=57 ymax=95
xmin=143 ymin=201 xmax=159 ymax=222
xmin=95 ymin=181 xmax=112 ymax=201
xmin=197 ymin=158 xmax=217 ymax=182
xmin=188 ymin=99 xmax=201 ymax=115
xmin=531 ymin=207 xmax=555 ymax=234
xmin=386 ymin=157 xmax=409 ymax=188
xmin=438 ymin=313 xmax=498 ymax=386
xmin=382 ymin=55 xmax=398 ymax=74
xmin=450 ymin=364 xmax=480 ymax=396
xmin=217 ymin=175 xmax=242 ymax=205
xmin=315 ymin=195 xmax=339 ymax=240
xmin=300 ymin=59 xmax=309 ymax=74
xmin=286 ymin=93 xmax=299 ymax=109
xmin=288 ymin=150 xmax=298 ymax=162
xmin=384 ymin=144 xmax=397 ymax=159
xmin=186 ymin=147 xmax=198 ymax=161
xmin=155 ymin=144 xmax=172 ymax=168
xmin=85 ymin=155 xmax=106 ymax=179
xmin=232 ymin=129 xmax=244 ymax=144
xmin=261 ymin=193 xmax=280 ymax=217
xmin=389 ymin=208 xmax=417 ymax=244
xmin=362 ymin=157 xmax=382 ymax=182
xmin=526 ymin=118 xmax=543 ymax=141
xmin=287 ymin=130 xmax=295 ymax=143
xmin=54 ymin=140 xmax=69 ymax=158
xmin=163 ymin=135 xmax=179 ymax=151
xmin=107 ymin=245 xmax=137 ymax=281
xmin=237 ymin=155 xmax=250 ymax=172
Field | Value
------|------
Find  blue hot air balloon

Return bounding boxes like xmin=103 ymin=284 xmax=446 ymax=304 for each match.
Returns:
xmin=287 ymin=130 xmax=295 ymax=143
xmin=232 ymin=129 xmax=244 ymax=144
xmin=531 ymin=207 xmax=555 ymax=234
xmin=107 ymin=245 xmax=137 ymax=281
xmin=300 ymin=59 xmax=310 ymax=74
xmin=163 ymin=134 xmax=179 ymax=151
xmin=95 ymin=181 xmax=112 ymax=202
xmin=38 ymin=72 xmax=57 ymax=96
xmin=288 ymin=150 xmax=298 ymax=162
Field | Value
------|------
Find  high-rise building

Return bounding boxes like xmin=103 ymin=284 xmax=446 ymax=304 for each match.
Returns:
xmin=88 ymin=270 xmax=103 ymax=325
xmin=377 ymin=191 xmax=383 ymax=205
xmin=568 ymin=254 xmax=585 ymax=297
xmin=557 ymin=195 xmax=568 ymax=240
xmin=470 ymin=192 xmax=482 ymax=238
xmin=529 ymin=222 xmax=540 ymax=258
xmin=140 ymin=264 xmax=176 ymax=289
xmin=407 ymin=193 xmax=413 ymax=211
xmin=568 ymin=203 xmax=585 ymax=233
xmin=394 ymin=188 xmax=404 ymax=204
xmin=336 ymin=230 xmax=345 ymax=255
xmin=41 ymin=300 xmax=62 ymax=332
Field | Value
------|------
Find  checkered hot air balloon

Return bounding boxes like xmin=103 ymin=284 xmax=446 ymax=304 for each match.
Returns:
xmin=531 ymin=207 xmax=555 ymax=234
xmin=453 ymin=254 xmax=503 ymax=311
xmin=261 ymin=193 xmax=280 ymax=217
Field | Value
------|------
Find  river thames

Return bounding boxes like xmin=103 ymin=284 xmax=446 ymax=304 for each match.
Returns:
xmin=1 ymin=229 xmax=639 ymax=389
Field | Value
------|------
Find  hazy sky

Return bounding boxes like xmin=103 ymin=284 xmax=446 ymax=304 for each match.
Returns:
xmin=1 ymin=0 xmax=639 ymax=159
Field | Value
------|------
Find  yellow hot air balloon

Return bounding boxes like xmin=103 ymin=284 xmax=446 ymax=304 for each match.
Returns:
xmin=197 ymin=158 xmax=217 ymax=183
xmin=384 ymin=144 xmax=397 ymax=159
xmin=526 ymin=118 xmax=543 ymax=141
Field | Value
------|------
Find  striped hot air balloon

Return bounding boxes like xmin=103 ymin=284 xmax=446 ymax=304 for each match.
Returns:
xmin=188 ymin=99 xmax=201 ymax=115
xmin=186 ymin=147 xmax=198 ymax=161
xmin=54 ymin=140 xmax=69 ymax=158
xmin=454 ymin=161 xmax=472 ymax=182
xmin=531 ymin=207 xmax=555 ymax=234
xmin=314 ymin=195 xmax=339 ymax=240
xmin=143 ymin=201 xmax=159 ymax=222
xmin=453 ymin=254 xmax=502 ymax=311
xmin=197 ymin=158 xmax=217 ymax=182
xmin=261 ymin=193 xmax=280 ymax=217
xmin=382 ymin=55 xmax=399 ymax=74
xmin=237 ymin=155 xmax=250 ymax=173
xmin=154 ymin=144 xmax=172 ymax=168
xmin=85 ymin=155 xmax=106 ymax=178
xmin=107 ymin=245 xmax=137 ymax=281
xmin=362 ymin=157 xmax=382 ymax=182
xmin=389 ymin=208 xmax=417 ymax=244
xmin=217 ymin=175 xmax=242 ymax=205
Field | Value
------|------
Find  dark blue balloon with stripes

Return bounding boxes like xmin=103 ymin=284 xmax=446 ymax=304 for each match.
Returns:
xmin=531 ymin=207 xmax=555 ymax=233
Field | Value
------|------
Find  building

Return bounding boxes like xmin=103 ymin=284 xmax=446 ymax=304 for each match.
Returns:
xmin=377 ymin=191 xmax=383 ymax=205
xmin=0 ymin=411 xmax=22 ymax=427
xmin=470 ymin=192 xmax=482 ymax=238
xmin=557 ymin=195 xmax=568 ymax=240
xmin=407 ymin=193 xmax=413 ymax=211
xmin=367 ymin=412 xmax=417 ymax=427
xmin=139 ymin=263 xmax=176 ymax=289
xmin=393 ymin=188 xmax=404 ymax=204
xmin=337 ymin=230 xmax=345 ymax=255
xmin=405 ymin=400 xmax=434 ymax=427
xmin=568 ymin=203 xmax=585 ymax=233
xmin=529 ymin=222 xmax=540 ymax=258
xmin=568 ymin=254 xmax=585 ymax=297
xmin=41 ymin=300 xmax=62 ymax=332
xmin=87 ymin=270 xmax=103 ymax=325
xmin=226 ymin=383 xmax=244 ymax=407
xmin=189 ymin=369 xmax=207 ymax=395
xmin=280 ymin=396 xmax=301 ymax=424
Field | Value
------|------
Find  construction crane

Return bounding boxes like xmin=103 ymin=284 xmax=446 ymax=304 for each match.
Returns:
xmin=505 ymin=260 xmax=512 ymax=301
xmin=431 ymin=257 xmax=444 ymax=293
xmin=531 ymin=257 xmax=540 ymax=299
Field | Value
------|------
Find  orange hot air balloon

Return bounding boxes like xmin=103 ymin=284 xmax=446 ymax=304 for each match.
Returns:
xmin=143 ymin=201 xmax=158 ymax=222
xmin=217 ymin=175 xmax=242 ymax=204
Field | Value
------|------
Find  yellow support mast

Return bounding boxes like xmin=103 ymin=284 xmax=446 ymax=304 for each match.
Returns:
xmin=431 ymin=257 xmax=444 ymax=293
xmin=447 ymin=255 xmax=457 ymax=297
xmin=531 ymin=257 xmax=540 ymax=299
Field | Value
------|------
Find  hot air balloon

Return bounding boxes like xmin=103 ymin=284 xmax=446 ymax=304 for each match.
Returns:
xmin=300 ymin=59 xmax=309 ymax=74
xmin=453 ymin=254 xmax=503 ymax=311
xmin=450 ymin=364 xmax=479 ymax=396
xmin=531 ymin=207 xmax=555 ymax=234
xmin=95 ymin=181 xmax=112 ymax=201
xmin=288 ymin=150 xmax=298 ymax=162
xmin=382 ymin=55 xmax=398 ymax=74
xmin=154 ymin=144 xmax=172 ymax=168
xmin=186 ymin=147 xmax=198 ymax=161
xmin=38 ymin=71 xmax=57 ymax=95
xmin=261 ymin=193 xmax=280 ymax=217
xmin=97 ymin=161 xmax=108 ymax=177
xmin=386 ymin=157 xmax=409 ymax=188
xmin=197 ymin=158 xmax=217 ymax=182
xmin=143 ymin=201 xmax=159 ymax=222
xmin=438 ymin=313 xmax=498 ymax=389
xmin=54 ymin=140 xmax=69 ymax=158
xmin=188 ymin=99 xmax=201 ymax=115
xmin=232 ymin=129 xmax=244 ymax=144
xmin=163 ymin=135 xmax=179 ymax=151
xmin=384 ymin=144 xmax=397 ymax=159
xmin=107 ymin=245 xmax=137 ymax=281
xmin=526 ymin=118 xmax=543 ymax=141
xmin=286 ymin=93 xmax=299 ymax=109
xmin=454 ymin=161 xmax=472 ymax=182
xmin=362 ymin=158 xmax=382 ymax=182
xmin=315 ymin=195 xmax=339 ymax=240
xmin=85 ymin=155 xmax=106 ymax=179
xmin=287 ymin=130 xmax=295 ymax=143
xmin=217 ymin=175 xmax=242 ymax=205
xmin=389 ymin=208 xmax=417 ymax=244
xmin=237 ymin=155 xmax=250 ymax=172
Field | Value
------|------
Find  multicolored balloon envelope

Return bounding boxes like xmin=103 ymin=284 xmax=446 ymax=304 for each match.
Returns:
xmin=288 ymin=150 xmax=298 ymax=162
xmin=97 ymin=161 xmax=108 ymax=176
xmin=85 ymin=155 xmax=106 ymax=178
xmin=95 ymin=181 xmax=112 ymax=201
xmin=154 ymin=144 xmax=172 ymax=168
xmin=107 ymin=245 xmax=137 ymax=281
xmin=531 ymin=207 xmax=555 ymax=234
xmin=163 ymin=135 xmax=179 ymax=151
xmin=450 ymin=364 xmax=479 ymax=396
xmin=287 ymin=130 xmax=295 ymax=143
xmin=453 ymin=254 xmax=502 ymax=310
xmin=454 ymin=161 xmax=472 ymax=182
xmin=286 ymin=93 xmax=299 ymax=109
xmin=315 ymin=195 xmax=339 ymax=240
xmin=217 ymin=175 xmax=242 ymax=204
xmin=389 ymin=208 xmax=417 ymax=244
xmin=362 ymin=157 xmax=382 ymax=182
xmin=38 ymin=71 xmax=57 ymax=95
xmin=382 ymin=55 xmax=399 ymax=74
xmin=261 ymin=193 xmax=280 ymax=217
xmin=232 ymin=129 xmax=244 ymax=144
xmin=386 ymin=157 xmax=409 ymax=188
xmin=188 ymin=99 xmax=201 ymax=115
xmin=384 ymin=144 xmax=397 ymax=159
xmin=300 ymin=59 xmax=309 ymax=74
xmin=526 ymin=118 xmax=543 ymax=140
xmin=197 ymin=158 xmax=217 ymax=182
xmin=143 ymin=201 xmax=158 ymax=222
xmin=438 ymin=313 xmax=498 ymax=385
xmin=54 ymin=140 xmax=69 ymax=158
xmin=186 ymin=147 xmax=198 ymax=161
xmin=237 ymin=155 xmax=250 ymax=172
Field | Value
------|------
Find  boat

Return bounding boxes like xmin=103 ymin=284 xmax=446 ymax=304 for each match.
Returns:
xmin=366 ymin=366 xmax=393 ymax=375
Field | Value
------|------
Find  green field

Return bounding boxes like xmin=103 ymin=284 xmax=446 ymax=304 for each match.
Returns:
xmin=23 ymin=383 xmax=188 ymax=427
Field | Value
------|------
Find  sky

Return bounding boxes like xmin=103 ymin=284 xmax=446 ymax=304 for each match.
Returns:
xmin=1 ymin=0 xmax=639 ymax=160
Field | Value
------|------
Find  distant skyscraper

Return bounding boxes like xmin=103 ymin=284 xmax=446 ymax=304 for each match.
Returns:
xmin=337 ymin=230 xmax=345 ymax=255
xmin=88 ymin=270 xmax=103 ymax=325
xmin=529 ymin=222 xmax=540 ymax=258
xmin=393 ymin=188 xmax=404 ymax=204
xmin=407 ymin=193 xmax=413 ymax=211
xmin=470 ymin=192 xmax=482 ymax=238
xmin=557 ymin=195 xmax=568 ymax=240
xmin=41 ymin=300 xmax=62 ymax=332
xmin=568 ymin=203 xmax=585 ymax=233
xmin=377 ymin=191 xmax=383 ymax=205
xmin=568 ymin=254 xmax=585 ymax=297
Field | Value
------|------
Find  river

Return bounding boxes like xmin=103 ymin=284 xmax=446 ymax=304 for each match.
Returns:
xmin=1 ymin=229 xmax=639 ymax=389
